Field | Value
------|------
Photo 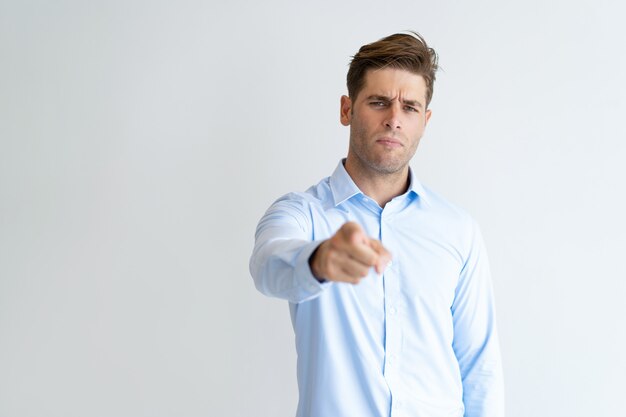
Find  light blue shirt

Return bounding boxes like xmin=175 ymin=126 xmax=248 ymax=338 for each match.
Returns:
xmin=250 ymin=160 xmax=504 ymax=417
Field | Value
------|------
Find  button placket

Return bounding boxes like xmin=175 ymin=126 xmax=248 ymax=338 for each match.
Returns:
xmin=381 ymin=216 xmax=401 ymax=391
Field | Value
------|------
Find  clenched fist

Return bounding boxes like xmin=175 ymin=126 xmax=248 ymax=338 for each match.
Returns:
xmin=309 ymin=222 xmax=392 ymax=284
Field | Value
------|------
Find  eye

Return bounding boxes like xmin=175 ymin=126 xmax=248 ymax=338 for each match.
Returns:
xmin=370 ymin=101 xmax=387 ymax=107
xmin=404 ymin=105 xmax=419 ymax=113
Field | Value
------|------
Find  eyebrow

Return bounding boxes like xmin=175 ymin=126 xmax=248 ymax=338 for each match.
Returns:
xmin=366 ymin=95 xmax=424 ymax=108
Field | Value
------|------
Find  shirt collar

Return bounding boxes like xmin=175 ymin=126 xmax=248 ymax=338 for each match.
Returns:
xmin=329 ymin=159 xmax=430 ymax=207
xmin=407 ymin=165 xmax=430 ymax=207
xmin=329 ymin=160 xmax=362 ymax=206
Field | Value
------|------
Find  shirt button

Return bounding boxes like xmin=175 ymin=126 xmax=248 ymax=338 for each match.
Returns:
xmin=388 ymin=307 xmax=397 ymax=315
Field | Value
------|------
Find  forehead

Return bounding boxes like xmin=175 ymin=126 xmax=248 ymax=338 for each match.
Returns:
xmin=359 ymin=68 xmax=427 ymax=101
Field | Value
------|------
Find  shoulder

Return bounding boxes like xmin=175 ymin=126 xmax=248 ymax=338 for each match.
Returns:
xmin=417 ymin=184 xmax=483 ymax=246
xmin=422 ymin=185 xmax=476 ymax=224
xmin=264 ymin=176 xmax=333 ymax=226
xmin=273 ymin=175 xmax=333 ymax=209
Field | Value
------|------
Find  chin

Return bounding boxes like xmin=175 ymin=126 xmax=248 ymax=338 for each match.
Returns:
xmin=368 ymin=161 xmax=407 ymax=175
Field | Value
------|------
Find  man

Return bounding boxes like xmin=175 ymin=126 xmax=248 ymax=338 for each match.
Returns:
xmin=250 ymin=32 xmax=504 ymax=417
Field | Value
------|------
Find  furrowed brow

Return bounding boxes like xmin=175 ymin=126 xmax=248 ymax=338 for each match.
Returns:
xmin=366 ymin=95 xmax=392 ymax=102
xmin=366 ymin=95 xmax=424 ymax=108
xmin=402 ymin=99 xmax=423 ymax=108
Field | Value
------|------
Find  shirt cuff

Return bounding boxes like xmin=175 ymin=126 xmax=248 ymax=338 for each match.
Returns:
xmin=294 ymin=240 xmax=332 ymax=299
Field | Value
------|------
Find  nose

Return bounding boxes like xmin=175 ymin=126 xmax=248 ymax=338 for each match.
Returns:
xmin=384 ymin=104 xmax=402 ymax=130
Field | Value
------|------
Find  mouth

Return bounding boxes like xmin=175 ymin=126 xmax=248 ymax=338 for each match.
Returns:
xmin=376 ymin=137 xmax=403 ymax=148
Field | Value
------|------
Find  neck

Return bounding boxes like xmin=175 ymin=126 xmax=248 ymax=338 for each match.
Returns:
xmin=344 ymin=158 xmax=410 ymax=208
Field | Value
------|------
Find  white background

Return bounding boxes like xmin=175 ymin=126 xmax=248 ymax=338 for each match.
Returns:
xmin=1 ymin=1 xmax=625 ymax=416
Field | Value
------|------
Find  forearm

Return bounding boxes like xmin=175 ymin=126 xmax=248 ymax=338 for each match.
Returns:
xmin=459 ymin=334 xmax=505 ymax=417
xmin=249 ymin=196 xmax=332 ymax=303
xmin=250 ymin=237 xmax=328 ymax=303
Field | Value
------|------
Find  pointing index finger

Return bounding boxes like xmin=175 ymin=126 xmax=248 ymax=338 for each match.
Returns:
xmin=367 ymin=239 xmax=392 ymax=274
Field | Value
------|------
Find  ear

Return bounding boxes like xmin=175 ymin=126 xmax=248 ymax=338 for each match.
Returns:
xmin=340 ymin=95 xmax=352 ymax=126
xmin=424 ymin=109 xmax=432 ymax=126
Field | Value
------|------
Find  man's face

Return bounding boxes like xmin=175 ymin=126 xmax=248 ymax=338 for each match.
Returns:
xmin=341 ymin=68 xmax=431 ymax=176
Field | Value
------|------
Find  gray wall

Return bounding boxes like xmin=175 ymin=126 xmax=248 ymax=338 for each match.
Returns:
xmin=1 ymin=1 xmax=625 ymax=416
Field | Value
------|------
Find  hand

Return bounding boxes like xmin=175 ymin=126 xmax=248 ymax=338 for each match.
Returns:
xmin=309 ymin=221 xmax=392 ymax=284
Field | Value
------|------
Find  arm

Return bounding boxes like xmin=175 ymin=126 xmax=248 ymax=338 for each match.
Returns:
xmin=249 ymin=195 xmax=391 ymax=303
xmin=451 ymin=220 xmax=505 ymax=417
xmin=249 ymin=196 xmax=328 ymax=304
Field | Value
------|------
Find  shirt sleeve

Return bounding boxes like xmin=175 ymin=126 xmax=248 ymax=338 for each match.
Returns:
xmin=249 ymin=194 xmax=332 ymax=303
xmin=451 ymin=219 xmax=505 ymax=417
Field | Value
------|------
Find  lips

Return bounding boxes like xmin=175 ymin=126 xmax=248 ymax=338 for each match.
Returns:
xmin=376 ymin=137 xmax=403 ymax=147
